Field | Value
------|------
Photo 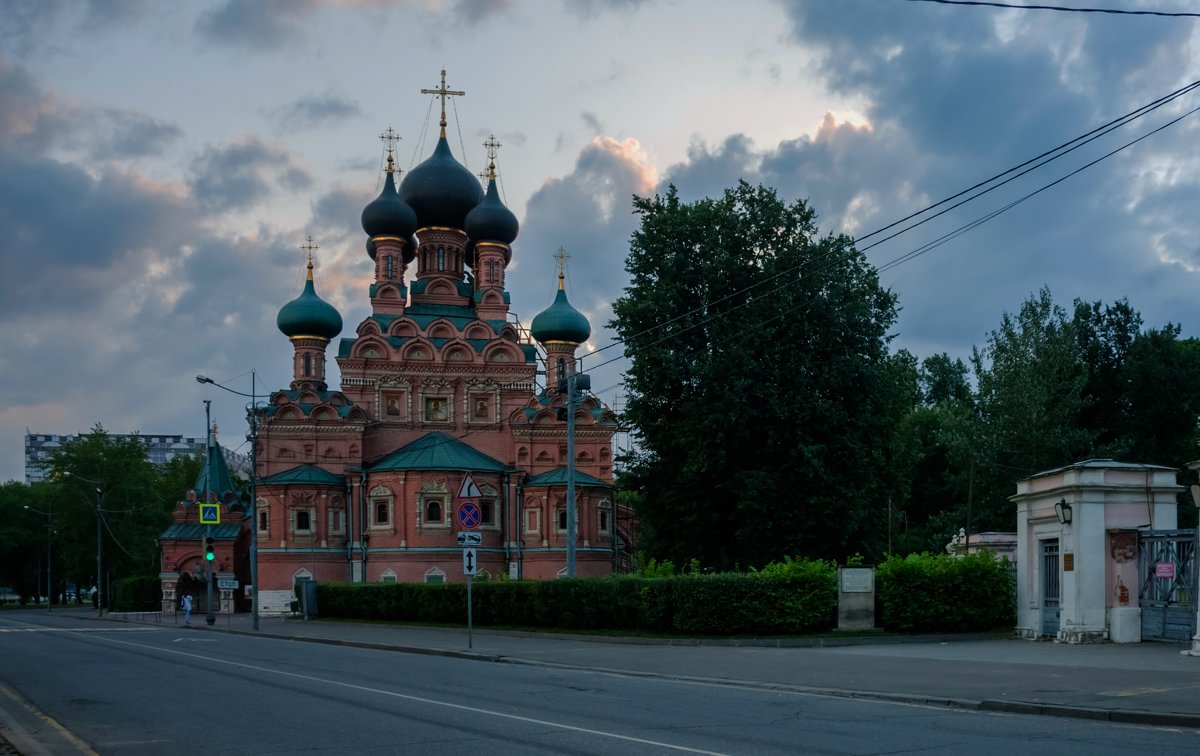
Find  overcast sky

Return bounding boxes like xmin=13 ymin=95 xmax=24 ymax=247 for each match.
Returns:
xmin=4 ymin=0 xmax=1200 ymax=483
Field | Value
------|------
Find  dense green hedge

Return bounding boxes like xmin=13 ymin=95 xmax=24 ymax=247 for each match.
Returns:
xmin=112 ymin=575 xmax=162 ymax=612
xmin=316 ymin=552 xmax=1015 ymax=636
xmin=317 ymin=568 xmax=837 ymax=635
xmin=876 ymin=552 xmax=1015 ymax=632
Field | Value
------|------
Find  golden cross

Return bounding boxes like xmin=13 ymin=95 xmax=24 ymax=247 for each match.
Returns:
xmin=379 ymin=127 xmax=400 ymax=174
xmin=482 ymin=134 xmax=501 ymax=181
xmin=301 ymin=235 xmax=320 ymax=271
xmin=420 ymin=69 xmax=465 ymax=131
xmin=554 ymin=246 xmax=570 ymax=284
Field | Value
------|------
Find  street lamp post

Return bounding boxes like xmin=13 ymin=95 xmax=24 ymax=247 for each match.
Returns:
xmin=64 ymin=472 xmax=103 ymax=616
xmin=197 ymin=371 xmax=260 ymax=631
xmin=23 ymin=504 xmax=52 ymax=611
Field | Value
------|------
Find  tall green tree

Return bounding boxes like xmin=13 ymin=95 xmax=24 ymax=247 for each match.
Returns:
xmin=611 ymin=183 xmax=905 ymax=568
xmin=44 ymin=426 xmax=176 ymax=598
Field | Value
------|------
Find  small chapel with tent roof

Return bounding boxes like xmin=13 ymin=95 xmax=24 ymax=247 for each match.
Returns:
xmin=161 ymin=72 xmax=628 ymax=615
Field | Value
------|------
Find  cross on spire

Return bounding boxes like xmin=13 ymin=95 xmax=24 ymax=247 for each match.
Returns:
xmin=379 ymin=127 xmax=400 ymax=174
xmin=554 ymin=246 xmax=570 ymax=289
xmin=301 ymin=235 xmax=320 ymax=279
xmin=483 ymin=134 xmax=501 ymax=180
xmin=420 ymin=69 xmax=465 ymax=135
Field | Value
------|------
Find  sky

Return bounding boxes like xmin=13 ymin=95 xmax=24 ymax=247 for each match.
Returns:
xmin=3 ymin=0 xmax=1200 ymax=484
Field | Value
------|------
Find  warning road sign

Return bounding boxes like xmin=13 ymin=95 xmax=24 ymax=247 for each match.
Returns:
xmin=458 ymin=472 xmax=482 ymax=499
xmin=199 ymin=503 xmax=220 ymax=525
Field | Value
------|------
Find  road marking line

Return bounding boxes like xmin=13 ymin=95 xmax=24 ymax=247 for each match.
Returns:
xmin=96 ymin=635 xmax=729 ymax=755
xmin=1100 ymin=683 xmax=1200 ymax=697
xmin=0 ymin=627 xmax=159 ymax=633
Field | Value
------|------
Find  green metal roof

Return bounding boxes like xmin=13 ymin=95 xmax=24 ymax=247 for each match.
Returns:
xmin=525 ymin=467 xmax=612 ymax=489
xmin=370 ymin=431 xmax=509 ymax=472
xmin=160 ymin=523 xmax=243 ymax=540
xmin=259 ymin=464 xmax=346 ymax=486
xmin=192 ymin=442 xmax=241 ymax=506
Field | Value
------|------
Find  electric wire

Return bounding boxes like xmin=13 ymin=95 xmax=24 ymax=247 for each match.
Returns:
xmin=904 ymin=0 xmax=1200 ymax=17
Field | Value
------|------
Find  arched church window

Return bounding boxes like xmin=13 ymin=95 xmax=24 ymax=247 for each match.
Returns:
xmin=303 ymin=353 xmax=312 ymax=377
xmin=437 ymin=247 xmax=445 ymax=271
xmin=385 ymin=255 xmax=394 ymax=279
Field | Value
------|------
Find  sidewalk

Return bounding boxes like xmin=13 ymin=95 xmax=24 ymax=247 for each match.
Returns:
xmin=98 ymin=609 xmax=1200 ymax=729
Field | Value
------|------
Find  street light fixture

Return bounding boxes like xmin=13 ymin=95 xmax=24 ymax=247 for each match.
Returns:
xmin=197 ymin=371 xmax=261 ymax=631
xmin=63 ymin=471 xmax=103 ymax=616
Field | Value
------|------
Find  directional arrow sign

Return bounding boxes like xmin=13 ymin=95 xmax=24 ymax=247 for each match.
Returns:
xmin=463 ymin=547 xmax=478 ymax=575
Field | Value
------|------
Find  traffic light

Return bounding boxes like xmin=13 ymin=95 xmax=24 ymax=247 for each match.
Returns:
xmin=205 ymin=536 xmax=215 ymax=561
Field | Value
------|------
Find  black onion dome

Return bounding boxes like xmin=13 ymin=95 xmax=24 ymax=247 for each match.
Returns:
xmin=277 ymin=263 xmax=343 ymax=340
xmin=366 ymin=237 xmax=377 ymax=261
xmin=403 ymin=234 xmax=418 ymax=265
xmin=361 ymin=169 xmax=418 ymax=239
xmin=400 ymin=135 xmax=484 ymax=230
xmin=465 ymin=177 xmax=519 ymax=246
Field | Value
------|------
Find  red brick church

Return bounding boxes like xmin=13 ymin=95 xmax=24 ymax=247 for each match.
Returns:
xmin=161 ymin=75 xmax=628 ymax=615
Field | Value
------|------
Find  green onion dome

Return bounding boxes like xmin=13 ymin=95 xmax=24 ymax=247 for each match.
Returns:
xmin=465 ymin=176 xmax=518 ymax=247
xmin=277 ymin=260 xmax=342 ymax=339
xmin=530 ymin=276 xmax=591 ymax=345
xmin=361 ymin=159 xmax=418 ymax=240
xmin=400 ymin=135 xmax=484 ymax=230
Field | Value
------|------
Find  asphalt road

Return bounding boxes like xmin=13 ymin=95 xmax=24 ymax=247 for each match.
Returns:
xmin=0 ymin=613 xmax=1196 ymax=755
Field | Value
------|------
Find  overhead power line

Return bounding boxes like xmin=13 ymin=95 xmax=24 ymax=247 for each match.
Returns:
xmin=580 ymin=78 xmax=1200 ymax=367
xmin=905 ymin=0 xmax=1200 ymax=17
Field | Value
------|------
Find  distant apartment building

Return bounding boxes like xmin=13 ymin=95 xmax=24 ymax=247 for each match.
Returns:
xmin=24 ymin=432 xmax=249 ymax=484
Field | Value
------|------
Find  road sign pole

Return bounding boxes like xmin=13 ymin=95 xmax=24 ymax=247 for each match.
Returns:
xmin=205 ymin=523 xmax=215 ymax=626
xmin=467 ymin=573 xmax=473 ymax=650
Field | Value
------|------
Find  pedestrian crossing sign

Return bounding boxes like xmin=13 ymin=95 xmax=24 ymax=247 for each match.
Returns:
xmin=199 ymin=503 xmax=221 ymax=525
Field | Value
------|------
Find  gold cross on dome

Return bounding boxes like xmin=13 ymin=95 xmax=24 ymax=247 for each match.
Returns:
xmin=554 ymin=246 xmax=570 ymax=282
xmin=378 ymin=127 xmax=399 ymax=156
xmin=420 ymin=69 xmax=465 ymax=131
xmin=379 ymin=127 xmax=400 ymax=173
xmin=482 ymin=134 xmax=501 ymax=181
xmin=301 ymin=235 xmax=320 ymax=269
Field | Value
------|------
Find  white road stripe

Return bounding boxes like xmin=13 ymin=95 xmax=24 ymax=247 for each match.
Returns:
xmin=96 ymin=635 xmax=729 ymax=755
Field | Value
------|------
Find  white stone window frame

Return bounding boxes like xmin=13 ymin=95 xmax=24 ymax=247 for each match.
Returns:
xmin=424 ymin=567 xmax=446 ymax=584
xmin=369 ymin=486 xmax=394 ymax=531
xmin=467 ymin=391 xmax=498 ymax=425
xmin=256 ymin=500 xmax=269 ymax=536
xmin=555 ymin=507 xmax=568 ymax=533
xmin=380 ymin=569 xmax=397 ymax=584
xmin=524 ymin=507 xmax=541 ymax=535
xmin=598 ymin=499 xmax=612 ymax=535
xmin=420 ymin=495 xmax=449 ymax=529
xmin=328 ymin=507 xmax=346 ymax=537
xmin=292 ymin=506 xmax=316 ymax=535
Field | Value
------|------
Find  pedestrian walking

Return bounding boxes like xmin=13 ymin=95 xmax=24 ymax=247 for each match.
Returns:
xmin=182 ymin=593 xmax=193 ymax=625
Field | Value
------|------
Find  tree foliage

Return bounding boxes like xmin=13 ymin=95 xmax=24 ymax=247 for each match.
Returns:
xmin=0 ymin=426 xmax=202 ymax=604
xmin=611 ymin=183 xmax=905 ymax=568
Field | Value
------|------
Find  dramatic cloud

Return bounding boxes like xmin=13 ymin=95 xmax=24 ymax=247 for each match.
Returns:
xmin=194 ymin=0 xmax=318 ymax=48
xmin=90 ymin=109 xmax=183 ymax=159
xmin=272 ymin=93 xmax=362 ymax=131
xmin=188 ymin=137 xmax=313 ymax=212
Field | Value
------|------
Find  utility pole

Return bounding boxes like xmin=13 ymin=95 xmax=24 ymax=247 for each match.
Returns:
xmin=562 ymin=366 xmax=590 ymax=578
xmin=204 ymin=400 xmax=216 ymax=627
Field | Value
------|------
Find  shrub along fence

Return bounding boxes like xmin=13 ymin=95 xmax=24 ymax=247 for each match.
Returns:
xmin=315 ymin=552 xmax=1015 ymax=636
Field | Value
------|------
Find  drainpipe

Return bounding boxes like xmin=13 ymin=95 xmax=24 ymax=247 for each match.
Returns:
xmin=514 ymin=475 xmax=526 ymax=579
xmin=345 ymin=477 xmax=354 ymax=578
xmin=502 ymin=471 xmax=511 ymax=564
xmin=359 ymin=474 xmax=368 ymax=580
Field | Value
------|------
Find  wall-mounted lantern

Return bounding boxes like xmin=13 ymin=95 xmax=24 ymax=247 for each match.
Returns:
xmin=1054 ymin=498 xmax=1073 ymax=525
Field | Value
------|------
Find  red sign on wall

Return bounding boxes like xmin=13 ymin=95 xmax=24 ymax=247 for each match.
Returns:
xmin=1155 ymin=562 xmax=1175 ymax=580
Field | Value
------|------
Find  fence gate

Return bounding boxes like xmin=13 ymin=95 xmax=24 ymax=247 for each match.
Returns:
xmin=1041 ymin=540 xmax=1061 ymax=637
xmin=1138 ymin=530 xmax=1197 ymax=642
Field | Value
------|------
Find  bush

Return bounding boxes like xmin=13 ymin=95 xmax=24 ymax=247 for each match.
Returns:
xmin=315 ymin=565 xmax=837 ymax=636
xmin=876 ymin=552 xmax=1015 ymax=633
xmin=112 ymin=575 xmax=161 ymax=612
